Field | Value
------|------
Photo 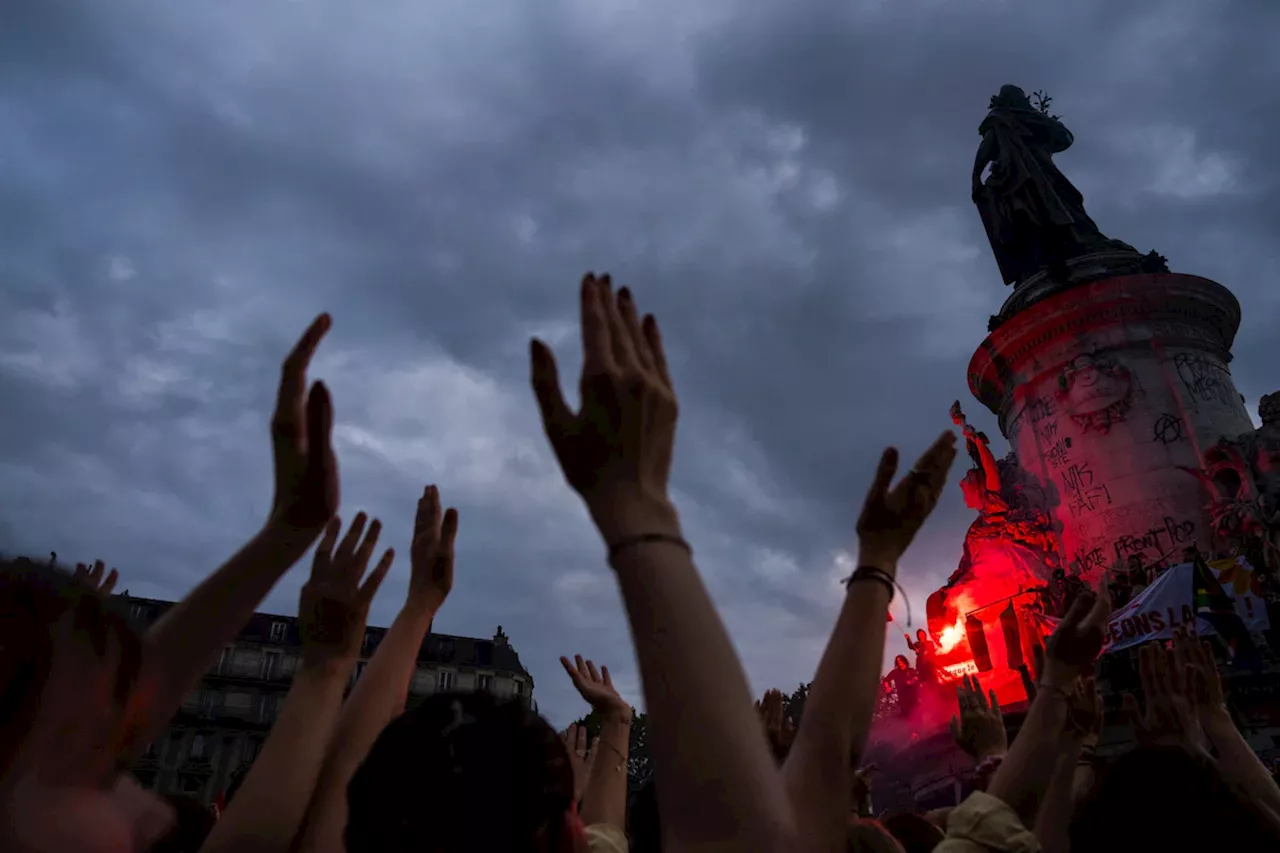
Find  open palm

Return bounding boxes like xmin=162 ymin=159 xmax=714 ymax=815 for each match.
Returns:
xmin=561 ymin=654 xmax=630 ymax=716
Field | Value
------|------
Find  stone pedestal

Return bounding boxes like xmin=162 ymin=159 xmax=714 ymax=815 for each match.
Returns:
xmin=968 ymin=272 xmax=1254 ymax=580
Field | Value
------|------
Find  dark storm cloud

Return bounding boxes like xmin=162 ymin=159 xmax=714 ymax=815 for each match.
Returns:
xmin=1 ymin=0 xmax=1278 ymax=723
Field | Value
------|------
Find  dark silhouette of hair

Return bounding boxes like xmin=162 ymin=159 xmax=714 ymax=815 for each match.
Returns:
xmin=1070 ymin=745 xmax=1280 ymax=851
xmin=880 ymin=812 xmax=944 ymax=853
xmin=0 ymin=557 xmax=142 ymax=773
xmin=345 ymin=691 xmax=574 ymax=853
xmin=149 ymin=794 xmax=217 ymax=853
xmin=627 ymin=779 xmax=661 ymax=853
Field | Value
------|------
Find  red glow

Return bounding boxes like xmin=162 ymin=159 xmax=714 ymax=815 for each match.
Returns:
xmin=935 ymin=617 xmax=967 ymax=653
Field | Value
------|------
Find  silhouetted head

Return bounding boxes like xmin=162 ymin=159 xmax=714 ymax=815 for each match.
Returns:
xmin=916 ymin=629 xmax=928 ymax=643
xmin=894 ymin=655 xmax=910 ymax=671
xmin=1070 ymin=746 xmax=1280 ymax=851
xmin=346 ymin=691 xmax=580 ymax=853
xmin=1127 ymin=555 xmax=1144 ymax=571
xmin=0 ymin=558 xmax=168 ymax=852
xmin=880 ymin=812 xmax=945 ymax=853
xmin=990 ymin=85 xmax=1031 ymax=111
xmin=846 ymin=819 xmax=907 ymax=853
xmin=1053 ymin=568 xmax=1066 ymax=581
xmin=1259 ymin=392 xmax=1280 ymax=427
xmin=627 ymin=779 xmax=661 ymax=853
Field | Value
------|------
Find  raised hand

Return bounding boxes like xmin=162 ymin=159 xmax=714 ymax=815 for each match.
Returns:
xmin=856 ymin=431 xmax=958 ymax=570
xmin=269 ymin=314 xmax=339 ymax=540
xmin=1067 ymin=676 xmax=1105 ymax=740
xmin=949 ymin=675 xmax=1007 ymax=760
xmin=1121 ymin=641 xmax=1201 ymax=751
xmin=74 ymin=559 xmax=119 ymax=596
xmin=561 ymin=724 xmax=595 ymax=804
xmin=531 ymin=273 xmax=680 ymax=544
xmin=408 ymin=485 xmax=459 ymax=613
xmin=1042 ymin=584 xmax=1111 ymax=689
xmin=299 ymin=513 xmax=394 ymax=669
xmin=561 ymin=655 xmax=631 ymax=718
xmin=756 ymin=689 xmax=795 ymax=761
xmin=1180 ymin=629 xmax=1227 ymax=714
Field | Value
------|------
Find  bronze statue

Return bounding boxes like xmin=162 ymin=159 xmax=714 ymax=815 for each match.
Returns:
xmin=972 ymin=86 xmax=1136 ymax=286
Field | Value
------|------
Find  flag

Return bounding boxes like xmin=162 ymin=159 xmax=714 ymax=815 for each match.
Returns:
xmin=1000 ymin=603 xmax=1024 ymax=671
xmin=1193 ymin=554 xmax=1261 ymax=670
xmin=967 ymin=614 xmax=992 ymax=672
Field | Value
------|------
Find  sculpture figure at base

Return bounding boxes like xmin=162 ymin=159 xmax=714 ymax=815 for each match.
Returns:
xmin=972 ymin=85 xmax=1138 ymax=287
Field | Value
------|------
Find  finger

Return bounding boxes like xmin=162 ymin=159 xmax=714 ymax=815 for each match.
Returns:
xmin=949 ymin=716 xmax=962 ymax=742
xmin=617 ymin=287 xmax=654 ymax=372
xmin=989 ymin=690 xmax=1002 ymax=719
xmin=100 ymin=569 xmax=119 ymax=596
xmin=601 ymin=276 xmax=637 ymax=370
xmin=642 ymin=315 xmax=673 ymax=391
xmin=560 ymin=656 xmax=582 ymax=684
xmin=273 ymin=313 xmax=332 ymax=443
xmin=530 ymin=340 xmax=577 ymax=443
xmin=74 ymin=562 xmax=88 ymax=582
xmin=314 ymin=516 xmax=342 ymax=567
xmin=585 ymin=659 xmax=602 ymax=683
xmin=575 ymin=726 xmax=587 ymax=752
xmin=863 ymin=447 xmax=899 ymax=510
xmin=1057 ymin=588 xmax=1096 ymax=632
xmin=304 ymin=381 xmax=334 ymax=486
xmin=415 ymin=485 xmax=442 ymax=541
xmin=575 ymin=654 xmax=588 ymax=678
xmin=90 ymin=560 xmax=106 ymax=587
xmin=332 ymin=512 xmax=369 ymax=569
xmin=1084 ymin=577 xmax=1112 ymax=629
xmin=602 ymin=665 xmax=614 ymax=689
xmin=440 ymin=507 xmax=459 ymax=551
xmin=579 ymin=273 xmax=616 ymax=374
xmin=561 ymin=728 xmax=571 ymax=747
xmin=908 ymin=431 xmax=959 ymax=494
xmin=358 ymin=548 xmax=395 ymax=603
xmin=352 ymin=519 xmax=384 ymax=577
xmin=974 ymin=682 xmax=990 ymax=712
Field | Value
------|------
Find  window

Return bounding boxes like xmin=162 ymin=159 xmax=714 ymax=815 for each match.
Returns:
xmin=190 ymin=734 xmax=207 ymax=759
xmin=216 ymin=647 xmax=233 ymax=674
xmin=437 ymin=670 xmax=455 ymax=691
xmin=243 ymin=737 xmax=264 ymax=763
xmin=438 ymin=639 xmax=455 ymax=662
xmin=199 ymin=689 xmax=222 ymax=717
xmin=130 ymin=604 xmax=148 ymax=622
xmin=513 ymin=680 xmax=525 ymax=697
xmin=181 ymin=776 xmax=204 ymax=795
xmin=257 ymin=694 xmax=279 ymax=723
xmin=269 ymin=621 xmax=288 ymax=643
xmin=477 ymin=674 xmax=492 ymax=692
xmin=261 ymin=651 xmax=282 ymax=681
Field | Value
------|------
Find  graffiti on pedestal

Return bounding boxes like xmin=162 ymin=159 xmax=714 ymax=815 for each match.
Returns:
xmin=1152 ymin=413 xmax=1187 ymax=445
xmin=1180 ymin=392 xmax=1280 ymax=568
xmin=1056 ymin=354 xmax=1133 ymax=434
xmin=1061 ymin=460 xmax=1112 ymax=517
xmin=1173 ymin=352 xmax=1237 ymax=409
xmin=1111 ymin=516 xmax=1197 ymax=564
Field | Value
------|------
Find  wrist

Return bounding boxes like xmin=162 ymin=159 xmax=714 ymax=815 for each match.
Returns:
xmin=589 ymin=496 xmax=682 ymax=548
xmin=400 ymin=594 xmax=441 ymax=624
xmin=599 ymin=707 xmax=633 ymax=726
xmin=854 ymin=550 xmax=899 ymax=578
xmin=296 ymin=655 xmax=353 ymax=684
xmin=1039 ymin=662 xmax=1081 ymax=691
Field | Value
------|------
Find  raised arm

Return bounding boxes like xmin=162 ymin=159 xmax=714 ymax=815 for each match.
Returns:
xmin=201 ymin=513 xmax=394 ymax=853
xmin=782 ymin=432 xmax=956 ymax=852
xmin=127 ymin=315 xmax=340 ymax=755
xmin=560 ymin=655 xmax=631 ymax=830
xmin=531 ymin=273 xmax=794 ymax=853
xmin=298 ymin=486 xmax=458 ymax=853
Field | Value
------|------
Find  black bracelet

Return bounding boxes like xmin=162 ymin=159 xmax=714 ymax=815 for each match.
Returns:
xmin=842 ymin=566 xmax=897 ymax=603
xmin=608 ymin=533 xmax=692 ymax=563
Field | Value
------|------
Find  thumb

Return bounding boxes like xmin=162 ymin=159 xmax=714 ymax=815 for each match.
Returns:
xmin=949 ymin=715 xmax=961 ymax=741
xmin=530 ymin=340 xmax=575 ymax=441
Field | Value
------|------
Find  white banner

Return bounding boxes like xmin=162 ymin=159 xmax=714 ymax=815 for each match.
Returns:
xmin=1037 ymin=564 xmax=1193 ymax=653
xmin=1036 ymin=558 xmax=1270 ymax=653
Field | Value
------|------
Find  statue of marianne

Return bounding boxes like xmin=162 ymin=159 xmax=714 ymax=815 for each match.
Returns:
xmin=972 ymin=85 xmax=1134 ymax=286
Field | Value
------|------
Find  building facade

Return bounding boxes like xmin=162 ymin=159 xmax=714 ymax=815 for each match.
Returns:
xmin=120 ymin=594 xmax=533 ymax=805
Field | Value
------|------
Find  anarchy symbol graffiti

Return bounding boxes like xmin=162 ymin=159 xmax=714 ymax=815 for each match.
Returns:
xmin=1153 ymin=413 xmax=1186 ymax=445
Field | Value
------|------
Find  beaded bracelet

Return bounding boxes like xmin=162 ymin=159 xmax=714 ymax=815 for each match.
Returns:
xmin=608 ymin=533 xmax=692 ymax=563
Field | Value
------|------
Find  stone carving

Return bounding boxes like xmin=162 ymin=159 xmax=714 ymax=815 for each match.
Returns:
xmin=928 ymin=404 xmax=1061 ymax=639
xmin=1181 ymin=392 xmax=1280 ymax=568
xmin=972 ymin=85 xmax=1157 ymax=293
xmin=1055 ymin=353 xmax=1133 ymax=434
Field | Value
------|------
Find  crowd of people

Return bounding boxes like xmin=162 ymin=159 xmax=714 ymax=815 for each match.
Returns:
xmin=5 ymin=274 xmax=1280 ymax=852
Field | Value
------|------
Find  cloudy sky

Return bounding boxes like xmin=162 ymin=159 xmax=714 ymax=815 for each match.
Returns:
xmin=2 ymin=0 xmax=1278 ymax=726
